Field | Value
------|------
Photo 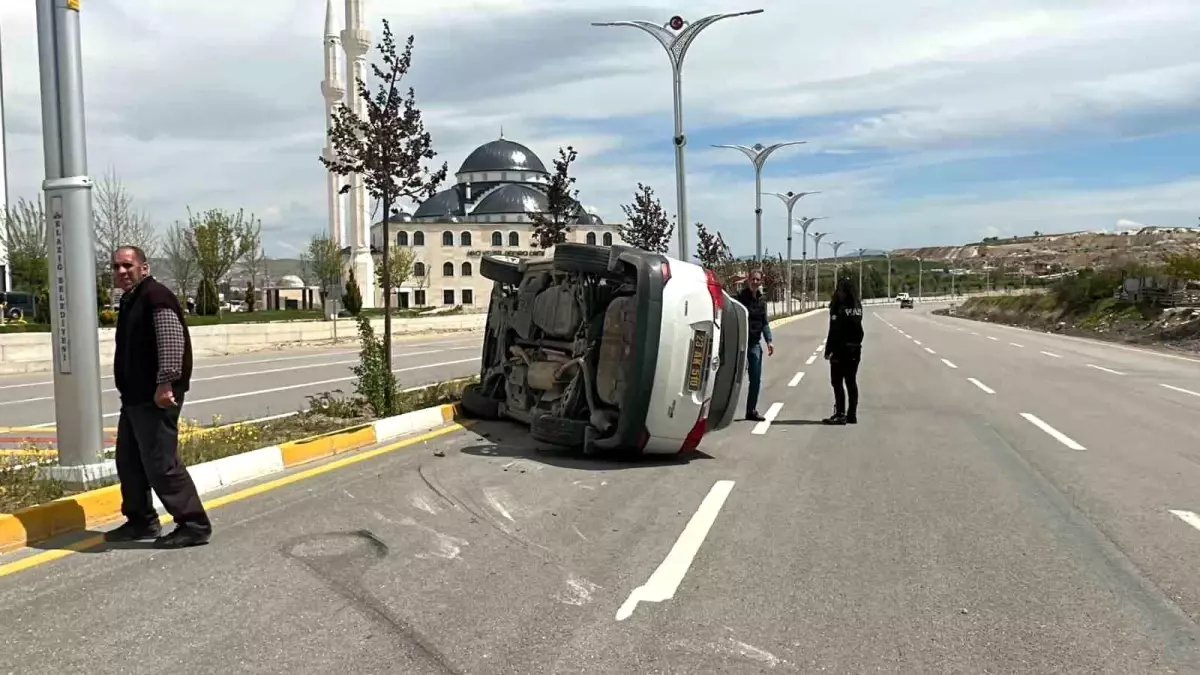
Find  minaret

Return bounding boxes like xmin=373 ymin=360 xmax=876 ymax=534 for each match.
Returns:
xmin=320 ymin=0 xmax=344 ymax=250
xmin=341 ymin=0 xmax=376 ymax=307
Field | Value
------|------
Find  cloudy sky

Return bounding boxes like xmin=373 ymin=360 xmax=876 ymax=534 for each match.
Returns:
xmin=2 ymin=0 xmax=1199 ymax=259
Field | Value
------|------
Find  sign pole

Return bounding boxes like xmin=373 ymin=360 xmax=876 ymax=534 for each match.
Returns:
xmin=37 ymin=0 xmax=110 ymax=485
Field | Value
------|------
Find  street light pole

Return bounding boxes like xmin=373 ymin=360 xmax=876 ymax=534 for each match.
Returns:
xmin=794 ymin=216 xmax=827 ymax=313
xmin=593 ymin=10 xmax=764 ymax=260
xmin=769 ymin=191 xmax=819 ymax=314
xmin=831 ymin=240 xmax=847 ymax=276
xmin=857 ymin=248 xmax=866 ymax=298
xmin=885 ymin=252 xmax=892 ymax=299
xmin=810 ymin=231 xmax=828 ymax=306
xmin=713 ymin=141 xmax=806 ymax=262
xmin=916 ymin=256 xmax=924 ymax=301
xmin=0 ymin=21 xmax=10 ymax=294
xmin=36 ymin=0 xmax=110 ymax=486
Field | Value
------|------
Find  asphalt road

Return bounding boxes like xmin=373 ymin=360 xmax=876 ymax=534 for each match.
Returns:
xmin=3 ymin=305 xmax=1200 ymax=673
xmin=0 ymin=331 xmax=485 ymax=433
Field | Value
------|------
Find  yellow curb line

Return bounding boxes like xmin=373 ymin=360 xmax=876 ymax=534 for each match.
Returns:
xmin=0 ymin=421 xmax=467 ymax=578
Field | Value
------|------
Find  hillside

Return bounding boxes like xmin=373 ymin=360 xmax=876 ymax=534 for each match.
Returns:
xmin=892 ymin=226 xmax=1200 ymax=274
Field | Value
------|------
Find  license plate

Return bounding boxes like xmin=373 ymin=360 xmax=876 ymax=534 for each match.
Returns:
xmin=686 ymin=330 xmax=709 ymax=391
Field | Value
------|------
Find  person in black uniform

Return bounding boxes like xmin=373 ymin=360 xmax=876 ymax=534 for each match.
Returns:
xmin=823 ymin=276 xmax=864 ymax=425
xmin=736 ymin=270 xmax=774 ymax=422
xmin=106 ymin=245 xmax=212 ymax=548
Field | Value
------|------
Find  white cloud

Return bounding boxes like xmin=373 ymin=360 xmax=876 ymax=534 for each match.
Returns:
xmin=0 ymin=0 xmax=1198 ymax=259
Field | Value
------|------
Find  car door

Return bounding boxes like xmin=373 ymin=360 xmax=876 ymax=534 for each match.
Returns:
xmin=706 ymin=291 xmax=749 ymax=431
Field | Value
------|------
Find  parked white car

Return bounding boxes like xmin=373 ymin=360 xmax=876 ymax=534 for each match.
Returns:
xmin=460 ymin=243 xmax=749 ymax=456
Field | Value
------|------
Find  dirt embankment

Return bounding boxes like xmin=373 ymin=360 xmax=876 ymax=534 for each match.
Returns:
xmin=942 ymin=293 xmax=1200 ymax=353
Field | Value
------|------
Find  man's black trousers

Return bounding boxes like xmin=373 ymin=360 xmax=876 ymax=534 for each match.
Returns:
xmin=115 ymin=394 xmax=212 ymax=534
xmin=829 ymin=346 xmax=862 ymax=417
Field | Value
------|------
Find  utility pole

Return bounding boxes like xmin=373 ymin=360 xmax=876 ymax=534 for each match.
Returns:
xmin=36 ymin=0 xmax=111 ymax=486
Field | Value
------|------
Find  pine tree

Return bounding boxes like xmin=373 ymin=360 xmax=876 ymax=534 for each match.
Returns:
xmin=528 ymin=146 xmax=579 ymax=249
xmin=343 ymin=268 xmax=363 ymax=316
xmin=619 ymin=183 xmax=674 ymax=254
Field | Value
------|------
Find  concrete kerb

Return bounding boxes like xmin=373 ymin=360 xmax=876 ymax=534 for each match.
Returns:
xmin=0 ymin=402 xmax=462 ymax=554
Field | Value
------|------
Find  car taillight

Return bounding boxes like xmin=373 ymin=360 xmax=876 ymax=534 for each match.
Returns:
xmin=661 ymin=261 xmax=671 ymax=284
xmin=680 ymin=400 xmax=710 ymax=454
xmin=704 ymin=268 xmax=724 ymax=315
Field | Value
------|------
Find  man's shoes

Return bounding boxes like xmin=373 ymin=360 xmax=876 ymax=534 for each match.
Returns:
xmin=153 ymin=526 xmax=211 ymax=549
xmin=746 ymin=410 xmax=766 ymax=422
xmin=822 ymin=413 xmax=847 ymax=425
xmin=104 ymin=521 xmax=162 ymax=542
xmin=846 ymin=413 xmax=858 ymax=424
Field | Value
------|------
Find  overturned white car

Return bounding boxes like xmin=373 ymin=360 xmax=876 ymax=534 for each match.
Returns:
xmin=459 ymin=243 xmax=748 ymax=456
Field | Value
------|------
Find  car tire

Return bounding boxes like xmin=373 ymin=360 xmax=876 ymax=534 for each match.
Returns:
xmin=552 ymin=243 xmax=610 ymax=275
xmin=460 ymin=384 xmax=502 ymax=420
xmin=530 ymin=414 xmax=589 ymax=447
xmin=480 ymin=256 xmax=524 ymax=285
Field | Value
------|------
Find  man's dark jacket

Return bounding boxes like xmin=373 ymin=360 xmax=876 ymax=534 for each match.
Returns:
xmin=736 ymin=287 xmax=769 ymax=346
xmin=115 ymin=276 xmax=193 ymax=404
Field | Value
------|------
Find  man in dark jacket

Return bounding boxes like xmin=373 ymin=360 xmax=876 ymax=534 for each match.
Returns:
xmin=106 ymin=246 xmax=212 ymax=548
xmin=736 ymin=270 xmax=774 ymax=422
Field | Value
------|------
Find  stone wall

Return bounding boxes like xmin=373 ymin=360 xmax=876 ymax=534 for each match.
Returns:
xmin=0 ymin=314 xmax=487 ymax=375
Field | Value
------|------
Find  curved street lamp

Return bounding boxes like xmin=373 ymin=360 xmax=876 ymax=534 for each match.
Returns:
xmin=793 ymin=215 xmax=827 ymax=312
xmin=831 ymin=240 xmax=848 ymax=277
xmin=810 ymin=231 xmax=829 ymax=305
xmin=768 ymin=191 xmax=820 ymax=312
xmin=592 ymin=10 xmax=765 ymax=259
xmin=713 ymin=141 xmax=806 ymax=262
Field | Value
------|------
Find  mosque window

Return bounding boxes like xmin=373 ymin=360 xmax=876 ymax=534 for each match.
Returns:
xmin=442 ymin=261 xmax=454 ymax=277
xmin=491 ymin=231 xmax=503 ymax=247
xmin=460 ymin=231 xmax=472 ymax=246
xmin=442 ymin=231 xmax=453 ymax=246
xmin=413 ymin=231 xmax=425 ymax=246
xmin=508 ymin=232 xmax=519 ymax=246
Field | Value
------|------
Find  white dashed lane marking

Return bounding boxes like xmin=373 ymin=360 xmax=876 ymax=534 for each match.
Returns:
xmin=788 ymin=372 xmax=805 ymax=387
xmin=1170 ymin=510 xmax=1200 ymax=533
xmin=941 ymin=359 xmax=958 ymax=369
xmin=987 ymin=336 xmax=999 ymax=341
xmin=1086 ymin=364 xmax=1125 ymax=376
xmin=1021 ymin=413 xmax=1086 ymax=450
xmin=751 ymin=402 xmax=784 ymax=435
xmin=967 ymin=377 xmax=996 ymax=394
xmin=1040 ymin=351 xmax=1062 ymax=358
xmin=1161 ymin=384 xmax=1200 ymax=398
xmin=924 ymin=347 xmax=936 ymax=355
xmin=805 ymin=354 xmax=817 ymax=366
xmin=1009 ymin=342 xmax=1024 ymax=348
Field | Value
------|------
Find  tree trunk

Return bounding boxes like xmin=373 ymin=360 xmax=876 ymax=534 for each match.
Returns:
xmin=382 ymin=195 xmax=394 ymax=414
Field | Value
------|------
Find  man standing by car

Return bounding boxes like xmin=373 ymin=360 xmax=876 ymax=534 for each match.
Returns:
xmin=106 ymin=246 xmax=212 ymax=549
xmin=736 ymin=270 xmax=774 ymax=422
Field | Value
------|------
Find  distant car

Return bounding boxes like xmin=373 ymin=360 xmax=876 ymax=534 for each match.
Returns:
xmin=460 ymin=243 xmax=748 ymax=457
xmin=900 ymin=297 xmax=914 ymax=309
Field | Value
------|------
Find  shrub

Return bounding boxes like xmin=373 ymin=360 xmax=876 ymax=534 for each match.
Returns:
xmin=98 ymin=309 xmax=118 ymax=326
xmin=343 ymin=269 xmax=363 ymax=316
xmin=195 ymin=278 xmax=220 ymax=315
xmin=352 ymin=315 xmax=398 ymax=417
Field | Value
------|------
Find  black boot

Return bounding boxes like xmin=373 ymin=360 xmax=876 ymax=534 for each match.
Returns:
xmin=846 ymin=412 xmax=858 ymax=424
xmin=822 ymin=413 xmax=847 ymax=425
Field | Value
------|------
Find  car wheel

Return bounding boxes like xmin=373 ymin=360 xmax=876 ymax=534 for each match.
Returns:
xmin=460 ymin=384 xmax=502 ymax=420
xmin=480 ymin=255 xmax=524 ymax=285
xmin=530 ymin=414 xmax=589 ymax=447
xmin=552 ymin=243 xmax=610 ymax=275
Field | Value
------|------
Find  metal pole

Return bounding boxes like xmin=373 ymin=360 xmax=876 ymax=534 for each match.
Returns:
xmin=37 ymin=0 xmax=108 ymax=484
xmin=593 ymin=11 xmax=765 ymax=260
xmin=0 ymin=21 xmax=10 ymax=293
xmin=831 ymin=241 xmax=846 ymax=277
xmin=857 ymin=248 xmax=865 ymax=298
xmin=810 ymin=231 xmax=827 ymax=307
xmin=917 ymin=257 xmax=923 ymax=301
xmin=712 ymin=141 xmax=805 ymax=262
xmin=769 ymin=192 xmax=819 ymax=314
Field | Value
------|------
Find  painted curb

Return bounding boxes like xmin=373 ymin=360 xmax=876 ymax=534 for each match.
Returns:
xmin=0 ymin=402 xmax=460 ymax=554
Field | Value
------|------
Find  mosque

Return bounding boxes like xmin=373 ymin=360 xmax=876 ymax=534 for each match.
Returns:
xmin=323 ymin=0 xmax=623 ymax=310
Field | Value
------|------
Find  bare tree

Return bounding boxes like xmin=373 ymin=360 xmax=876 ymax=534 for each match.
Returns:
xmin=240 ymin=221 xmax=266 ymax=311
xmin=94 ymin=168 xmax=158 ymax=262
xmin=3 ymin=196 xmax=49 ymax=291
xmin=306 ymin=233 xmax=343 ymax=297
xmin=161 ymin=221 xmax=198 ymax=298
xmin=321 ymin=19 xmax=447 ymax=410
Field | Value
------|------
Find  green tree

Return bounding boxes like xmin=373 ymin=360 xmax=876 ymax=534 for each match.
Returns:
xmin=240 ymin=220 xmax=266 ymax=312
xmin=184 ymin=207 xmax=256 ymax=314
xmin=343 ymin=268 xmax=363 ymax=315
xmin=1163 ymin=252 xmax=1200 ymax=281
xmin=695 ymin=222 xmax=736 ymax=288
xmin=619 ymin=183 xmax=674 ymax=254
xmin=195 ymin=278 xmax=220 ymax=315
xmin=321 ymin=20 xmax=447 ymax=412
xmin=527 ymin=146 xmax=580 ymax=249
xmin=305 ymin=233 xmax=344 ymax=305
xmin=3 ymin=196 xmax=49 ymax=292
xmin=375 ymin=246 xmax=413 ymax=300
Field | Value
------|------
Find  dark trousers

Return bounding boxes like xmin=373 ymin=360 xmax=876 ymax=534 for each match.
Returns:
xmin=115 ymin=394 xmax=212 ymax=534
xmin=829 ymin=347 xmax=862 ymax=417
xmin=746 ymin=343 xmax=764 ymax=413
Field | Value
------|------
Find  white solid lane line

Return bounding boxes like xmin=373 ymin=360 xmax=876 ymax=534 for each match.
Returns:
xmin=1040 ymin=351 xmax=1062 ymax=358
xmin=805 ymin=354 xmax=817 ymax=366
xmin=1009 ymin=342 xmax=1024 ymax=348
xmin=787 ymin=372 xmax=805 ymax=387
xmin=967 ymin=377 xmax=996 ymax=394
xmin=941 ymin=359 xmax=958 ymax=369
xmin=1170 ymin=510 xmax=1200 ymax=533
xmin=28 ymin=357 xmax=481 ymax=427
xmin=1161 ymin=384 xmax=1200 ymax=398
xmin=924 ymin=347 xmax=936 ymax=355
xmin=616 ymin=479 xmax=736 ymax=621
xmin=1086 ymin=364 xmax=1125 ymax=376
xmin=751 ymin=402 xmax=784 ymax=435
xmin=1021 ymin=413 xmax=1086 ymax=450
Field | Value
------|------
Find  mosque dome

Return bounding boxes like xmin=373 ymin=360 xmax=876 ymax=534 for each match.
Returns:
xmin=412 ymin=188 xmax=463 ymax=219
xmin=457 ymin=138 xmax=548 ymax=175
xmin=472 ymin=183 xmax=549 ymax=215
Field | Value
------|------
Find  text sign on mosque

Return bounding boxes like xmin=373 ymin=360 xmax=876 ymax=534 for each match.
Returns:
xmin=467 ymin=249 xmax=545 ymax=258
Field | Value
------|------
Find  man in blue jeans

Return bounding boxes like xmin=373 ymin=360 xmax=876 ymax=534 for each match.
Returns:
xmin=736 ymin=270 xmax=774 ymax=421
